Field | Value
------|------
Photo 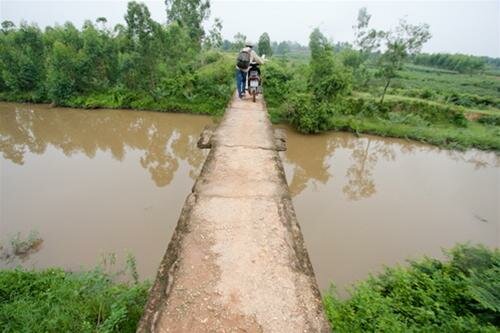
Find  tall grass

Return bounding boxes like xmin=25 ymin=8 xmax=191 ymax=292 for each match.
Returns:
xmin=0 ymin=257 xmax=150 ymax=332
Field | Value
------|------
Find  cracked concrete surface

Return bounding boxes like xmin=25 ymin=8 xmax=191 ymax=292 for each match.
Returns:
xmin=137 ymin=93 xmax=330 ymax=333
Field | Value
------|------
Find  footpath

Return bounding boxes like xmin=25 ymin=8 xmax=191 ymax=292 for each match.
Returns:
xmin=137 ymin=93 xmax=330 ymax=332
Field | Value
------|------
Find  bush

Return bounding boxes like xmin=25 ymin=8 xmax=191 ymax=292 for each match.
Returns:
xmin=324 ymin=244 xmax=500 ymax=332
xmin=309 ymin=29 xmax=352 ymax=102
xmin=477 ymin=114 xmax=500 ymax=127
xmin=342 ymin=95 xmax=468 ymax=127
xmin=0 ymin=268 xmax=150 ymax=332
xmin=446 ymin=92 xmax=500 ymax=109
xmin=262 ymin=60 xmax=294 ymax=107
xmin=283 ymin=93 xmax=335 ymax=133
xmin=62 ymin=56 xmax=234 ymax=115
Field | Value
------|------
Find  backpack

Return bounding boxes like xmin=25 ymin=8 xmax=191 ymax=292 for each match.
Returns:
xmin=236 ymin=50 xmax=251 ymax=69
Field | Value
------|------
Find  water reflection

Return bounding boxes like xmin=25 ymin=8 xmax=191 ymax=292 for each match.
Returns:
xmin=281 ymin=125 xmax=498 ymax=201
xmin=2 ymin=104 xmax=498 ymax=293
xmin=0 ymin=103 xmax=212 ymax=186
xmin=279 ymin=124 xmax=499 ymax=294
xmin=0 ymin=102 xmax=213 ymax=279
xmin=282 ymin=132 xmax=335 ymax=196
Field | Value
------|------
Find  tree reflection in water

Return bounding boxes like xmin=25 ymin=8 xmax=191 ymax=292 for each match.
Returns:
xmin=283 ymin=131 xmax=335 ymax=196
xmin=0 ymin=103 xmax=212 ymax=187
xmin=281 ymin=125 xmax=497 ymax=200
xmin=2 ymin=104 xmax=496 ymax=195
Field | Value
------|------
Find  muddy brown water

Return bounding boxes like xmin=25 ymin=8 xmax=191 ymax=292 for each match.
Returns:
xmin=1 ymin=103 xmax=498 ymax=295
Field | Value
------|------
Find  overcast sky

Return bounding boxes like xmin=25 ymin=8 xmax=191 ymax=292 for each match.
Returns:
xmin=1 ymin=0 xmax=499 ymax=57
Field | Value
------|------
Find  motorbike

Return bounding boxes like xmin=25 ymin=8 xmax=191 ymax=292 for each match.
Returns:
xmin=247 ymin=62 xmax=261 ymax=102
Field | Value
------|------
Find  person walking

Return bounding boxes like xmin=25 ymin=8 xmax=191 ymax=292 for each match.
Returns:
xmin=235 ymin=41 xmax=264 ymax=99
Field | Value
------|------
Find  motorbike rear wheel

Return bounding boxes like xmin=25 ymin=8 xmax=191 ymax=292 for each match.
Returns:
xmin=252 ymin=90 xmax=256 ymax=103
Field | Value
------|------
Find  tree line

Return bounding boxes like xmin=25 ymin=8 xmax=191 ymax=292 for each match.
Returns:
xmin=220 ymin=33 xmax=308 ymax=57
xmin=412 ymin=53 xmax=486 ymax=74
xmin=0 ymin=0 xmax=233 ymax=114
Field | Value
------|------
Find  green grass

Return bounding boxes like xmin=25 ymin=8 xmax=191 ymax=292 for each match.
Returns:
xmin=327 ymin=114 xmax=500 ymax=151
xmin=2 ymin=247 xmax=497 ymax=333
xmin=0 ymin=268 xmax=150 ymax=332
xmin=264 ymin=57 xmax=500 ymax=151
xmin=382 ymin=65 xmax=500 ymax=110
xmin=324 ymin=244 xmax=500 ymax=332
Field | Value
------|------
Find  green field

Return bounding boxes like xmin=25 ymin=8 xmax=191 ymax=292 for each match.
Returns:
xmin=263 ymin=52 xmax=500 ymax=151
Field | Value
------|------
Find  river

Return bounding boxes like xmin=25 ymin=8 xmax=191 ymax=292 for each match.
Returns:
xmin=1 ymin=103 xmax=498 ymax=294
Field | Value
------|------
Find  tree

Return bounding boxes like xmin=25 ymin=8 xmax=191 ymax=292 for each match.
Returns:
xmin=0 ymin=23 xmax=46 ymax=94
xmin=165 ymin=0 xmax=210 ymax=48
xmin=276 ymin=41 xmax=290 ymax=55
xmin=377 ymin=19 xmax=431 ymax=102
xmin=46 ymin=41 xmax=80 ymax=104
xmin=1 ymin=21 xmax=15 ymax=34
xmin=309 ymin=28 xmax=351 ymax=102
xmin=95 ymin=17 xmax=108 ymax=32
xmin=347 ymin=7 xmax=385 ymax=88
xmin=123 ymin=1 xmax=161 ymax=89
xmin=204 ymin=18 xmax=222 ymax=49
xmin=80 ymin=21 xmax=118 ymax=91
xmin=257 ymin=32 xmax=272 ymax=57
xmin=353 ymin=7 xmax=381 ymax=54
xmin=221 ymin=39 xmax=232 ymax=51
xmin=162 ymin=22 xmax=196 ymax=70
xmin=233 ymin=32 xmax=246 ymax=50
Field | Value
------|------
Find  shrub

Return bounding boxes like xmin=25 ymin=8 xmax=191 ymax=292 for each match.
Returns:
xmin=262 ymin=60 xmax=294 ymax=106
xmin=283 ymin=93 xmax=335 ymax=133
xmin=324 ymin=244 xmax=500 ymax=332
xmin=0 ymin=268 xmax=150 ymax=332
xmin=309 ymin=29 xmax=352 ymax=102
xmin=342 ymin=95 xmax=468 ymax=127
xmin=477 ymin=114 xmax=500 ymax=127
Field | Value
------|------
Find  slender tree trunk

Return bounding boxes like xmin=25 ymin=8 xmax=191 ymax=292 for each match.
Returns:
xmin=360 ymin=139 xmax=371 ymax=175
xmin=380 ymin=78 xmax=391 ymax=104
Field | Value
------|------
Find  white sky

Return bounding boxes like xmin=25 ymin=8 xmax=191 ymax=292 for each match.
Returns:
xmin=1 ymin=0 xmax=499 ymax=57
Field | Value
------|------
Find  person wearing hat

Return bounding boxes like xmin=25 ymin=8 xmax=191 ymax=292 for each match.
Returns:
xmin=235 ymin=41 xmax=264 ymax=99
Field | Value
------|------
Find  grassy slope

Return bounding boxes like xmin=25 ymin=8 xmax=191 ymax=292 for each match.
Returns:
xmin=265 ymin=59 xmax=500 ymax=152
xmin=349 ymin=66 xmax=500 ymax=151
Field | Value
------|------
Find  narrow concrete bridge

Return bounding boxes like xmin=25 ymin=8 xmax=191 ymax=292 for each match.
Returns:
xmin=137 ymin=94 xmax=330 ymax=332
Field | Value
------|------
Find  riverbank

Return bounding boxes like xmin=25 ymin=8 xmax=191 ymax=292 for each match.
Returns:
xmin=264 ymin=60 xmax=500 ymax=152
xmin=0 ymin=55 xmax=234 ymax=117
xmin=2 ymin=244 xmax=497 ymax=332
xmin=323 ymin=244 xmax=500 ymax=332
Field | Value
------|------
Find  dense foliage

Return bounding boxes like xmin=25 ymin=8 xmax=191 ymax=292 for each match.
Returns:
xmin=324 ymin=244 xmax=500 ymax=332
xmin=0 ymin=1 xmax=233 ymax=115
xmin=257 ymin=32 xmax=273 ymax=57
xmin=413 ymin=53 xmax=486 ymax=74
xmin=0 ymin=268 xmax=150 ymax=332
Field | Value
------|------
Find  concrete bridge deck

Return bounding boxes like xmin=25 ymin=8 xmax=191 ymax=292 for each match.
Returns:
xmin=137 ymin=94 xmax=330 ymax=332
